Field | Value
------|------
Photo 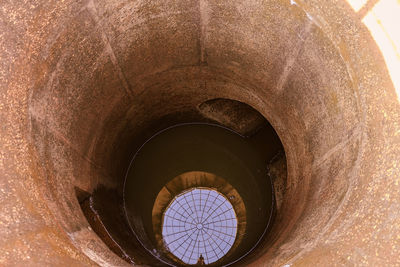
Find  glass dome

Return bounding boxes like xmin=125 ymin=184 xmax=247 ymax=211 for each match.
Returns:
xmin=162 ymin=188 xmax=237 ymax=265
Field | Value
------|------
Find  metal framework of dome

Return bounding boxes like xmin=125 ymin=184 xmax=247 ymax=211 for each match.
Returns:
xmin=162 ymin=188 xmax=237 ymax=265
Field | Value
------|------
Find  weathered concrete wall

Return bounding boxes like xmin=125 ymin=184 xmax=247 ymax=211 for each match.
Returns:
xmin=0 ymin=0 xmax=399 ymax=266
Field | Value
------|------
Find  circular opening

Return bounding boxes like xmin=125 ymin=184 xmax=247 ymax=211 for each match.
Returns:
xmin=124 ymin=122 xmax=277 ymax=265
xmin=162 ymin=187 xmax=238 ymax=265
xmin=15 ymin=0 xmax=398 ymax=265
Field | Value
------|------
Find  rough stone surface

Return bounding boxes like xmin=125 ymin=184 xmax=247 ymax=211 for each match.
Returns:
xmin=268 ymin=152 xmax=287 ymax=212
xmin=198 ymin=98 xmax=267 ymax=136
xmin=0 ymin=0 xmax=399 ymax=266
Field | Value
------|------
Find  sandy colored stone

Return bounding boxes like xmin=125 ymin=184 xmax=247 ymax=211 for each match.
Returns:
xmin=0 ymin=0 xmax=399 ymax=266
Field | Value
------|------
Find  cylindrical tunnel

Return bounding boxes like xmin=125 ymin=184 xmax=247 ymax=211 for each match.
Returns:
xmin=1 ymin=0 xmax=400 ymax=266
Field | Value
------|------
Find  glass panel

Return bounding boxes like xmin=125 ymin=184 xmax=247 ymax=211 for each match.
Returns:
xmin=162 ymin=188 xmax=237 ymax=265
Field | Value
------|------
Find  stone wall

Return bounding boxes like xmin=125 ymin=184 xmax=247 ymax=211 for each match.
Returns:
xmin=0 ymin=0 xmax=399 ymax=266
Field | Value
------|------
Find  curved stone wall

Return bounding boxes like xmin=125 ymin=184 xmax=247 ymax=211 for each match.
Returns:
xmin=0 ymin=0 xmax=399 ymax=266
